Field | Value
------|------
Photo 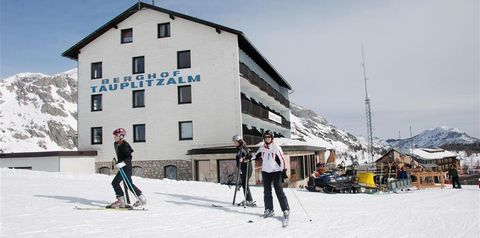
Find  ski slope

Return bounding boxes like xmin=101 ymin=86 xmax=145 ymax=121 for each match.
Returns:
xmin=1 ymin=168 xmax=479 ymax=238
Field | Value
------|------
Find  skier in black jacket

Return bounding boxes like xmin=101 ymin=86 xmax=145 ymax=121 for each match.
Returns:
xmin=232 ymin=135 xmax=256 ymax=207
xmin=448 ymin=165 xmax=462 ymax=189
xmin=108 ymin=128 xmax=146 ymax=208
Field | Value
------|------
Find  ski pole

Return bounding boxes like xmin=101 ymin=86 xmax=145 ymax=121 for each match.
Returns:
xmin=290 ymin=188 xmax=313 ymax=222
xmin=243 ymin=160 xmax=250 ymax=208
xmin=119 ymin=167 xmax=140 ymax=202
xmin=123 ymin=180 xmax=131 ymax=205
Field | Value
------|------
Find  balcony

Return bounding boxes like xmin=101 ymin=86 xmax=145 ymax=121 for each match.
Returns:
xmin=242 ymin=124 xmax=285 ymax=146
xmin=239 ymin=62 xmax=290 ymax=108
xmin=241 ymin=94 xmax=291 ymax=130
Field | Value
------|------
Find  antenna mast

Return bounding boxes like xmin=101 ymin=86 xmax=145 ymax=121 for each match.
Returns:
xmin=361 ymin=45 xmax=374 ymax=163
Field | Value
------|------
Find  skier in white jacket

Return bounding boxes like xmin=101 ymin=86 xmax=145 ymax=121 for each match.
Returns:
xmin=253 ymin=130 xmax=290 ymax=219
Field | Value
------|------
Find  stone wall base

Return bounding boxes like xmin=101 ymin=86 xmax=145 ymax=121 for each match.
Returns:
xmin=96 ymin=160 xmax=192 ymax=180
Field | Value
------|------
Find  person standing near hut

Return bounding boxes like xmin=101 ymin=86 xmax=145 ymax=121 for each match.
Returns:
xmin=448 ymin=165 xmax=462 ymax=189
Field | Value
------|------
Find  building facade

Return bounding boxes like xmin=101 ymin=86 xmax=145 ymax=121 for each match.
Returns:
xmin=411 ymin=148 xmax=460 ymax=172
xmin=0 ymin=151 xmax=96 ymax=173
xmin=63 ymin=2 xmax=297 ymax=180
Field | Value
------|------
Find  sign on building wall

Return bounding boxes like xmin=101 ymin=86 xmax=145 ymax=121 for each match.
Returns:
xmin=268 ymin=111 xmax=282 ymax=124
xmin=90 ymin=70 xmax=201 ymax=93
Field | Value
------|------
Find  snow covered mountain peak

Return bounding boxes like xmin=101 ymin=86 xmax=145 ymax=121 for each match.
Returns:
xmin=0 ymin=69 xmax=78 ymax=152
xmin=290 ymin=102 xmax=388 ymax=163
xmin=386 ymin=126 xmax=479 ymax=150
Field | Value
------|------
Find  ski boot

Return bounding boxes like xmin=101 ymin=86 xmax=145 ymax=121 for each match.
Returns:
xmin=133 ymin=194 xmax=147 ymax=207
xmin=106 ymin=196 xmax=126 ymax=208
xmin=282 ymin=210 xmax=290 ymax=227
xmin=263 ymin=209 xmax=274 ymax=218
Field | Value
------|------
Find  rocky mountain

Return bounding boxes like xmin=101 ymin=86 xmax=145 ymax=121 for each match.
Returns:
xmin=289 ymin=103 xmax=389 ymax=164
xmin=386 ymin=126 xmax=480 ymax=151
xmin=0 ymin=70 xmax=78 ymax=153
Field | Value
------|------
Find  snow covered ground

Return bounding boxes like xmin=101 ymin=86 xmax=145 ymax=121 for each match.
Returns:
xmin=1 ymin=169 xmax=479 ymax=238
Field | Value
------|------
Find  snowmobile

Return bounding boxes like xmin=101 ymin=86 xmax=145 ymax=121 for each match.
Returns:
xmin=308 ymin=170 xmax=360 ymax=193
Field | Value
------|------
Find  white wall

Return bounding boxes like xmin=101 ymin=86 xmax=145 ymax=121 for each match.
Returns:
xmin=77 ymin=8 xmax=242 ymax=162
xmin=1 ymin=156 xmax=95 ymax=174
xmin=0 ymin=157 xmax=59 ymax=172
xmin=59 ymin=156 xmax=96 ymax=174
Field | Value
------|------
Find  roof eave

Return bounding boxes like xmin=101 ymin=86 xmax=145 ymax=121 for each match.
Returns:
xmin=61 ymin=2 xmax=292 ymax=91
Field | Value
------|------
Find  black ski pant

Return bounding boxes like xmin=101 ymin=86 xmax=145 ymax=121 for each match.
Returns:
xmin=451 ymin=176 xmax=462 ymax=188
xmin=262 ymin=171 xmax=289 ymax=212
xmin=240 ymin=162 xmax=253 ymax=202
xmin=112 ymin=160 xmax=142 ymax=198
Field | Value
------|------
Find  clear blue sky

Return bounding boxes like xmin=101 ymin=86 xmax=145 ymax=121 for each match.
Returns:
xmin=1 ymin=0 xmax=478 ymax=139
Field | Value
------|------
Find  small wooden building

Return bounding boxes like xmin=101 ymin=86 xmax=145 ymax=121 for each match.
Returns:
xmin=374 ymin=149 xmax=446 ymax=189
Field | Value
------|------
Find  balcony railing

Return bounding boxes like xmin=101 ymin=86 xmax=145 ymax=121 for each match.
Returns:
xmin=239 ymin=62 xmax=290 ymax=108
xmin=243 ymin=134 xmax=263 ymax=146
xmin=241 ymin=96 xmax=291 ymax=130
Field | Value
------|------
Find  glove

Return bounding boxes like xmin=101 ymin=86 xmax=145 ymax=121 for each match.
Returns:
xmin=281 ymin=169 xmax=288 ymax=183
xmin=116 ymin=162 xmax=126 ymax=169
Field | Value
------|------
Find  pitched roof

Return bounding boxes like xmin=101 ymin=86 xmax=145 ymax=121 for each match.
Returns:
xmin=411 ymin=148 xmax=457 ymax=160
xmin=62 ymin=2 xmax=291 ymax=90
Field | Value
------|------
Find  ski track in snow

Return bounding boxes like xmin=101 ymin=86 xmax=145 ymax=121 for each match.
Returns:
xmin=1 ymin=168 xmax=479 ymax=238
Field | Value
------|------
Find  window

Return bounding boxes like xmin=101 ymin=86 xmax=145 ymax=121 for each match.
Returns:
xmin=164 ymin=165 xmax=177 ymax=180
xmin=121 ymin=28 xmax=133 ymax=43
xmin=290 ymin=156 xmax=305 ymax=181
xmin=132 ymin=56 xmax=145 ymax=74
xmin=132 ymin=166 xmax=143 ymax=177
xmin=217 ymin=160 xmax=237 ymax=185
xmin=179 ymin=121 xmax=193 ymax=140
xmin=195 ymin=160 xmax=212 ymax=182
xmin=133 ymin=124 xmax=146 ymax=142
xmin=177 ymin=50 xmax=191 ymax=69
xmin=99 ymin=167 xmax=110 ymax=175
xmin=8 ymin=166 xmax=32 ymax=170
xmin=91 ymin=62 xmax=102 ymax=79
xmin=132 ymin=90 xmax=145 ymax=108
xmin=91 ymin=94 xmax=102 ymax=111
xmin=158 ymin=22 xmax=170 ymax=38
xmin=178 ymin=85 xmax=191 ymax=104
xmin=91 ymin=127 xmax=102 ymax=144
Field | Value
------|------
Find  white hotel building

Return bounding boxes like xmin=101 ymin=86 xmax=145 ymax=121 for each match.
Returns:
xmin=62 ymin=2 xmax=324 ymax=184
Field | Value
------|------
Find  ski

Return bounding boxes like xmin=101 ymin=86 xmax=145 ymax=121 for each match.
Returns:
xmin=74 ymin=206 xmax=148 ymax=211
xmin=211 ymin=204 xmax=223 ymax=207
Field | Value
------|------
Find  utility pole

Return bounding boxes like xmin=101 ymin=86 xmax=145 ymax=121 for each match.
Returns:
xmin=410 ymin=126 xmax=413 ymax=157
xmin=361 ymin=45 xmax=374 ymax=163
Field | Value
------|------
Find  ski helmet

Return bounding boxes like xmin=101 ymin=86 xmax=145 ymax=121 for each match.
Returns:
xmin=113 ymin=128 xmax=126 ymax=137
xmin=232 ymin=134 xmax=242 ymax=142
xmin=263 ymin=130 xmax=274 ymax=139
